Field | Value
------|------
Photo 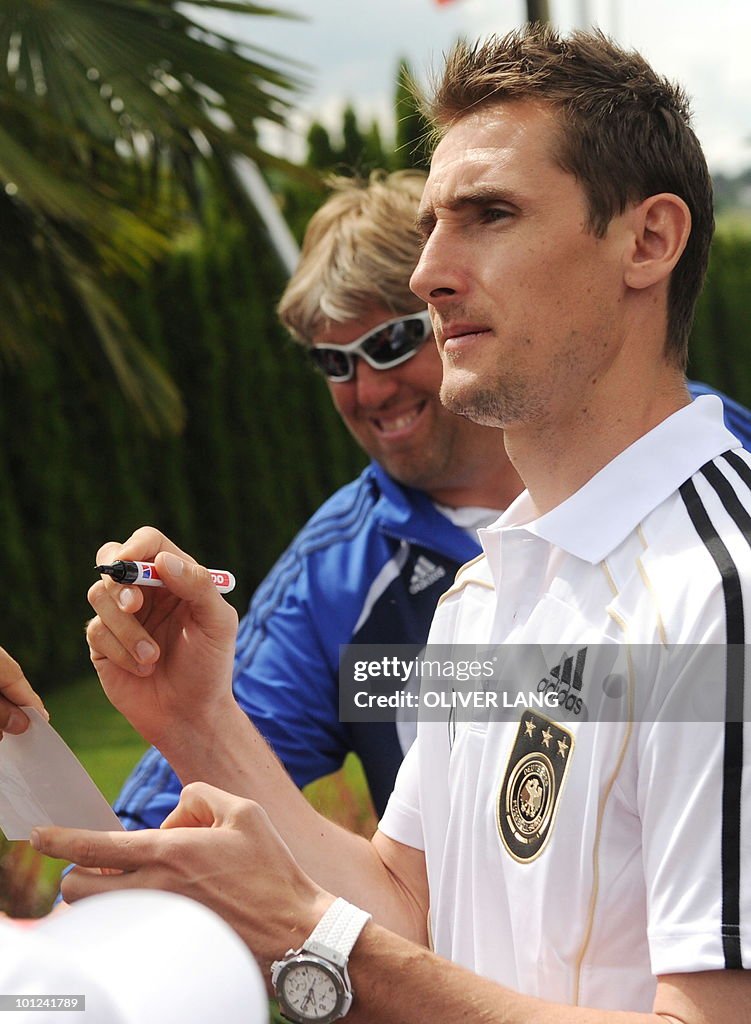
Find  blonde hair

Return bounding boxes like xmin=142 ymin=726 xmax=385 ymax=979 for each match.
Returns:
xmin=278 ymin=170 xmax=427 ymax=345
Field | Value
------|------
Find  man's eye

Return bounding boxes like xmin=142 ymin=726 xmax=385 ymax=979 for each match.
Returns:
xmin=483 ymin=208 xmax=511 ymax=222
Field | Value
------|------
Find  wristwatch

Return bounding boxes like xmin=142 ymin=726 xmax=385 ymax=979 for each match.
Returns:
xmin=271 ymin=898 xmax=372 ymax=1024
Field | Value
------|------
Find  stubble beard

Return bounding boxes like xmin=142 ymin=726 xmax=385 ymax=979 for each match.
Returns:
xmin=439 ymin=371 xmax=535 ymax=429
xmin=379 ymin=434 xmax=454 ymax=492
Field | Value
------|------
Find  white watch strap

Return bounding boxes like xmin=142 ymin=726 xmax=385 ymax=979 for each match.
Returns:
xmin=304 ymin=898 xmax=371 ymax=969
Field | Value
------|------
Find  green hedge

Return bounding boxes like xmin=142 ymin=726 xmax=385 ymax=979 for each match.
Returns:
xmin=1 ymin=224 xmax=748 ymax=689
xmin=0 ymin=217 xmax=364 ymax=688
xmin=689 ymin=231 xmax=751 ymax=404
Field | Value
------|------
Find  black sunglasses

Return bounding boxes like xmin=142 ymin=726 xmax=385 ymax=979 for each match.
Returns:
xmin=309 ymin=311 xmax=433 ymax=382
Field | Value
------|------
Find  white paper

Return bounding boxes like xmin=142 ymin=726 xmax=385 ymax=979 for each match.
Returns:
xmin=0 ymin=707 xmax=123 ymax=840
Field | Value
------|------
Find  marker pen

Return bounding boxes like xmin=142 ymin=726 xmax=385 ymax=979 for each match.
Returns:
xmin=96 ymin=560 xmax=236 ymax=595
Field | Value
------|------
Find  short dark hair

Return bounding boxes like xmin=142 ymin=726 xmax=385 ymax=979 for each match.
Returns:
xmin=425 ymin=25 xmax=714 ymax=368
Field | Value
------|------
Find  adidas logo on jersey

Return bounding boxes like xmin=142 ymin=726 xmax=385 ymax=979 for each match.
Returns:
xmin=409 ymin=555 xmax=446 ymax=595
xmin=536 ymin=647 xmax=588 ymax=717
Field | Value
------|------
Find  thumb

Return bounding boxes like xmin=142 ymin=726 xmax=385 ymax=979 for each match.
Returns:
xmin=0 ymin=648 xmax=49 ymax=726
xmin=155 ymin=552 xmax=237 ymax=639
xmin=161 ymin=782 xmax=236 ymax=830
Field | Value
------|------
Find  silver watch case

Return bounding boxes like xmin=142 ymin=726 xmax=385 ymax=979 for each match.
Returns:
xmin=271 ymin=950 xmax=353 ymax=1024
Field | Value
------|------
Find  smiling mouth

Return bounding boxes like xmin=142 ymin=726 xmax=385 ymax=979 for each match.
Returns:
xmin=373 ymin=401 xmax=426 ymax=435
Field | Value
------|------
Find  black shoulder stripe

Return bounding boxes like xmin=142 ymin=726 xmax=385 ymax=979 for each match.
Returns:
xmin=679 ymin=465 xmax=745 ymax=969
xmin=680 ymin=470 xmax=745 ymax=646
xmin=722 ymin=449 xmax=751 ymax=493
xmin=701 ymin=458 xmax=751 ymax=723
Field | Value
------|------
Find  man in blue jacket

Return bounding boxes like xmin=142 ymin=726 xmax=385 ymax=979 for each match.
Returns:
xmin=114 ymin=170 xmax=751 ymax=826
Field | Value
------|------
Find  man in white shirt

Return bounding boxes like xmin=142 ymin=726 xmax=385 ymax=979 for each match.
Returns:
xmin=379 ymin=396 xmax=748 ymax=1008
xmin=32 ymin=24 xmax=749 ymax=1024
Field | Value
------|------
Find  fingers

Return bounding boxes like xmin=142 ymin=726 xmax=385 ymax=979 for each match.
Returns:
xmin=151 ymin=551 xmax=238 ymax=641
xmin=95 ymin=527 xmax=194 ymax=569
xmin=31 ymin=819 xmax=229 ymax=906
xmin=60 ymin=866 xmax=134 ymax=903
xmin=0 ymin=647 xmax=49 ymax=734
xmin=31 ymin=827 xmax=175 ymax=903
xmin=30 ymin=825 xmax=157 ymax=871
xmin=89 ymin=529 xmax=237 ymax=675
xmin=90 ymin=531 xmax=165 ymax=677
xmin=109 ymin=529 xmax=232 ymax=638
xmin=93 ymin=527 xmax=193 ymax=626
xmin=87 ymin=583 xmax=159 ymax=677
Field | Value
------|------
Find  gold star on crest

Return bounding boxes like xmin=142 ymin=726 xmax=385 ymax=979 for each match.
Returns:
xmin=524 ymin=718 xmax=536 ymax=738
xmin=557 ymin=736 xmax=570 ymax=759
xmin=541 ymin=727 xmax=553 ymax=748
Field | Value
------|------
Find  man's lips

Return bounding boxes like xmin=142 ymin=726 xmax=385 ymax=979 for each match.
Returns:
xmin=440 ymin=323 xmax=491 ymax=346
xmin=372 ymin=401 xmax=426 ymax=435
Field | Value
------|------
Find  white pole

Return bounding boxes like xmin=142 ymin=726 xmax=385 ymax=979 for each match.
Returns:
xmin=609 ymin=0 xmax=620 ymax=39
xmin=575 ymin=0 xmax=591 ymax=28
xmin=231 ymin=155 xmax=300 ymax=277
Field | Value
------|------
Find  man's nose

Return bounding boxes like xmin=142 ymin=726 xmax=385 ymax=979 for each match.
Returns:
xmin=409 ymin=228 xmax=465 ymax=306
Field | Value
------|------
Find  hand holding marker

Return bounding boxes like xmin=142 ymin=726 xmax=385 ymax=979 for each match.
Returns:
xmin=96 ymin=559 xmax=236 ymax=595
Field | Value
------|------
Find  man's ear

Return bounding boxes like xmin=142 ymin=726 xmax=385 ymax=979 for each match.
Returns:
xmin=623 ymin=193 xmax=691 ymax=291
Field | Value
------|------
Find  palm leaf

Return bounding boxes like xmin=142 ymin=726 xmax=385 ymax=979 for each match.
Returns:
xmin=0 ymin=0 xmax=304 ymax=432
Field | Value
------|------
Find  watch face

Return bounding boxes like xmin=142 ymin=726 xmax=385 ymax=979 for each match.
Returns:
xmin=279 ymin=960 xmax=343 ymax=1022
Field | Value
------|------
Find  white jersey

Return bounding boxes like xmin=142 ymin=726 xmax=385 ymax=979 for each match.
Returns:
xmin=379 ymin=396 xmax=751 ymax=1011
